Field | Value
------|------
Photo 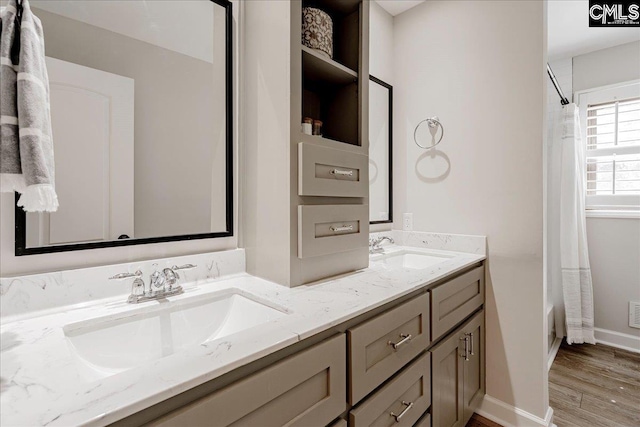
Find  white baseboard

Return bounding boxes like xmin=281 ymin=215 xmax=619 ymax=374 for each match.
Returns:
xmin=594 ymin=327 xmax=640 ymax=353
xmin=477 ymin=395 xmax=554 ymax=427
xmin=548 ymin=337 xmax=562 ymax=370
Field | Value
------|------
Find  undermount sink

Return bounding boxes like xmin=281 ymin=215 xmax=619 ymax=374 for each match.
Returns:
xmin=372 ymin=250 xmax=454 ymax=269
xmin=64 ymin=290 xmax=288 ymax=381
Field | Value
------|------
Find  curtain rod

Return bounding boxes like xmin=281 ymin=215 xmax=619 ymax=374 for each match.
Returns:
xmin=547 ymin=63 xmax=569 ymax=106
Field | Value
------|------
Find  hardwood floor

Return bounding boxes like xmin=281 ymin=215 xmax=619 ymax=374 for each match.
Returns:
xmin=549 ymin=340 xmax=640 ymax=427
xmin=466 ymin=414 xmax=503 ymax=427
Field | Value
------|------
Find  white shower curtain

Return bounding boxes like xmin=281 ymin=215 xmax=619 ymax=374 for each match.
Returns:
xmin=549 ymin=104 xmax=596 ymax=345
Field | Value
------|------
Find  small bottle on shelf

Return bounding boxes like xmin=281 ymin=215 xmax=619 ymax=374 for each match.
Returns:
xmin=313 ymin=119 xmax=323 ymax=136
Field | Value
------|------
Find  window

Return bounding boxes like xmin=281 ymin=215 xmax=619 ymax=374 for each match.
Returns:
xmin=578 ymin=81 xmax=640 ymax=211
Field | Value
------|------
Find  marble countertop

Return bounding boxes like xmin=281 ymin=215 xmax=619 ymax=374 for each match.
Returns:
xmin=1 ymin=243 xmax=485 ymax=427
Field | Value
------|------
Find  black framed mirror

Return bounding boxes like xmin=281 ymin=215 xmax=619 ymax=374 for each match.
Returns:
xmin=15 ymin=0 xmax=233 ymax=256
xmin=369 ymin=75 xmax=393 ymax=224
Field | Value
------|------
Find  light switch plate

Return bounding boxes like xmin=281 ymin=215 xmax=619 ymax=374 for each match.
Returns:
xmin=403 ymin=213 xmax=413 ymax=231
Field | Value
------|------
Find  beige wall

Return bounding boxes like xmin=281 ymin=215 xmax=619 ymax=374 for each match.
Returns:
xmin=393 ymin=0 xmax=548 ymax=419
xmin=573 ymin=42 xmax=640 ymax=340
xmin=0 ymin=1 xmax=240 ymax=276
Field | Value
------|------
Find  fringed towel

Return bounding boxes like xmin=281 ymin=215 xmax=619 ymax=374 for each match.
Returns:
xmin=557 ymin=104 xmax=596 ymax=345
xmin=0 ymin=0 xmax=58 ymax=212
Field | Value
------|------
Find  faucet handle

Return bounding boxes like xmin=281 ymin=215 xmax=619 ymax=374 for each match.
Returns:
xmin=172 ymin=264 xmax=197 ymax=271
xmin=109 ymin=270 xmax=142 ymax=280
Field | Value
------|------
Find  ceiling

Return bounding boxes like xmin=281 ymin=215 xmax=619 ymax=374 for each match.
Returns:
xmin=375 ymin=0 xmax=425 ymax=16
xmin=548 ymin=0 xmax=640 ymax=60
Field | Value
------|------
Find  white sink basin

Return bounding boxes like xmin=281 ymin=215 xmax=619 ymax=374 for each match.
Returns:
xmin=64 ymin=290 xmax=288 ymax=381
xmin=372 ymin=250 xmax=454 ymax=269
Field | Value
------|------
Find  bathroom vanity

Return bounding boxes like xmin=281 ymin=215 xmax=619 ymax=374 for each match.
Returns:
xmin=0 ymin=234 xmax=486 ymax=427
xmin=134 ymin=265 xmax=485 ymax=427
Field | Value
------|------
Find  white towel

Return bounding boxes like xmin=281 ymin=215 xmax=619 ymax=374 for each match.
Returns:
xmin=557 ymin=104 xmax=595 ymax=345
xmin=0 ymin=0 xmax=58 ymax=212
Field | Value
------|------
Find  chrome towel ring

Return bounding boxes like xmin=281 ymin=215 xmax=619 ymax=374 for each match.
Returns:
xmin=414 ymin=116 xmax=444 ymax=149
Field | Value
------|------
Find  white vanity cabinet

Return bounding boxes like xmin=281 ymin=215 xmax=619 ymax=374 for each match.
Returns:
xmin=133 ymin=264 xmax=485 ymax=427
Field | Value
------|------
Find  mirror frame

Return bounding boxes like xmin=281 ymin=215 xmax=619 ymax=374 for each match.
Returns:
xmin=369 ymin=75 xmax=393 ymax=225
xmin=15 ymin=0 xmax=234 ymax=256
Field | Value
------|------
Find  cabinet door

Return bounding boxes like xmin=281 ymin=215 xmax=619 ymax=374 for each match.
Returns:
xmin=430 ymin=329 xmax=464 ymax=427
xmin=146 ymin=335 xmax=346 ymax=427
xmin=462 ymin=311 xmax=485 ymax=425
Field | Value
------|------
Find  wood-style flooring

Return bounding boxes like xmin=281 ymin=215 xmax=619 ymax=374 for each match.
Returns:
xmin=466 ymin=413 xmax=503 ymax=427
xmin=549 ymin=340 xmax=640 ymax=427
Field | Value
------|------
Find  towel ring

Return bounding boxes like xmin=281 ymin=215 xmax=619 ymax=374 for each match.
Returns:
xmin=414 ymin=117 xmax=444 ymax=150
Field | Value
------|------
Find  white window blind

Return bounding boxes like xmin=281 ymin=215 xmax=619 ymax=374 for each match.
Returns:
xmin=578 ymin=82 xmax=640 ymax=210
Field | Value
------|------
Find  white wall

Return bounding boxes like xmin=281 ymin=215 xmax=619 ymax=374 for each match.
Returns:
xmin=393 ymin=0 xmax=548 ymax=420
xmin=573 ymin=41 xmax=640 ymax=93
xmin=369 ymin=2 xmax=394 ymax=233
xmin=573 ymin=41 xmax=640 ymax=342
xmin=0 ymin=1 xmax=241 ymax=277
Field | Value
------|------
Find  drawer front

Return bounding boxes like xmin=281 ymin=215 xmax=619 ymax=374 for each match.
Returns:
xmin=147 ymin=335 xmax=347 ymax=427
xmin=414 ymin=413 xmax=431 ymax=427
xmin=348 ymin=293 xmax=430 ymax=404
xmin=298 ymin=204 xmax=368 ymax=258
xmin=298 ymin=142 xmax=368 ymax=197
xmin=349 ymin=352 xmax=431 ymax=427
xmin=430 ymin=266 xmax=484 ymax=341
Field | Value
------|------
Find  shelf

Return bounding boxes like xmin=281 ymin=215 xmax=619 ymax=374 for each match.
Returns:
xmin=302 ymin=45 xmax=357 ymax=85
xmin=304 ymin=0 xmax=360 ymax=15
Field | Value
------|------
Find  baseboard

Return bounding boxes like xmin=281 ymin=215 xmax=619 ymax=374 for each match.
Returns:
xmin=594 ymin=327 xmax=640 ymax=353
xmin=477 ymin=395 xmax=554 ymax=427
xmin=548 ymin=337 xmax=562 ymax=370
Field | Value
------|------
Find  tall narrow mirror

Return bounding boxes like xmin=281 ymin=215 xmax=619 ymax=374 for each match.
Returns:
xmin=15 ymin=0 xmax=233 ymax=255
xmin=369 ymin=76 xmax=392 ymax=224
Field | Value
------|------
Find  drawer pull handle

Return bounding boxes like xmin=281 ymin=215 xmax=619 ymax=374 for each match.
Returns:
xmin=460 ymin=336 xmax=469 ymax=361
xmin=390 ymin=401 xmax=414 ymax=422
xmin=466 ymin=332 xmax=475 ymax=356
xmin=330 ymin=168 xmax=354 ymax=177
xmin=388 ymin=333 xmax=412 ymax=350
xmin=330 ymin=225 xmax=354 ymax=233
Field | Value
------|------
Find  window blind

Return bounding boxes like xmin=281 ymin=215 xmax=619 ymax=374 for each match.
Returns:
xmin=585 ymin=96 xmax=640 ymax=203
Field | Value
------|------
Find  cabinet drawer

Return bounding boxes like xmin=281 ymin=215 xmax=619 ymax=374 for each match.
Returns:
xmin=147 ymin=335 xmax=346 ymax=427
xmin=298 ymin=142 xmax=368 ymax=197
xmin=298 ymin=204 xmax=368 ymax=258
xmin=349 ymin=352 xmax=431 ymax=427
xmin=430 ymin=266 xmax=484 ymax=341
xmin=348 ymin=293 xmax=430 ymax=404
xmin=414 ymin=412 xmax=431 ymax=427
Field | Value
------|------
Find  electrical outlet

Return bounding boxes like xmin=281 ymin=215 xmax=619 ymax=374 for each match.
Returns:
xmin=403 ymin=213 xmax=413 ymax=231
xmin=630 ymin=301 xmax=640 ymax=329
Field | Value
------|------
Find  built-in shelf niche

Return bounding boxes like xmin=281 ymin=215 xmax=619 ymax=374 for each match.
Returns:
xmin=301 ymin=0 xmax=362 ymax=147
xmin=302 ymin=0 xmax=360 ymax=72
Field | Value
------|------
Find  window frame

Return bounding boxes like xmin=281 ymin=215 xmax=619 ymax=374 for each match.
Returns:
xmin=576 ymin=79 xmax=640 ymax=215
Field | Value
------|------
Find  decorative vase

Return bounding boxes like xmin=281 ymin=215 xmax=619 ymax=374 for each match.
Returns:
xmin=302 ymin=7 xmax=333 ymax=59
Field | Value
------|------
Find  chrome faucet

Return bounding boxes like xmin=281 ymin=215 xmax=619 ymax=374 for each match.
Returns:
xmin=369 ymin=236 xmax=394 ymax=254
xmin=109 ymin=263 xmax=196 ymax=304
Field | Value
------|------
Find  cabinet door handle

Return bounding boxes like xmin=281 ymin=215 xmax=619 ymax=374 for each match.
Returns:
xmin=466 ymin=332 xmax=475 ymax=356
xmin=330 ymin=168 xmax=354 ymax=177
xmin=330 ymin=225 xmax=354 ymax=233
xmin=390 ymin=401 xmax=413 ymax=422
xmin=388 ymin=333 xmax=412 ymax=350
xmin=460 ymin=336 xmax=469 ymax=361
